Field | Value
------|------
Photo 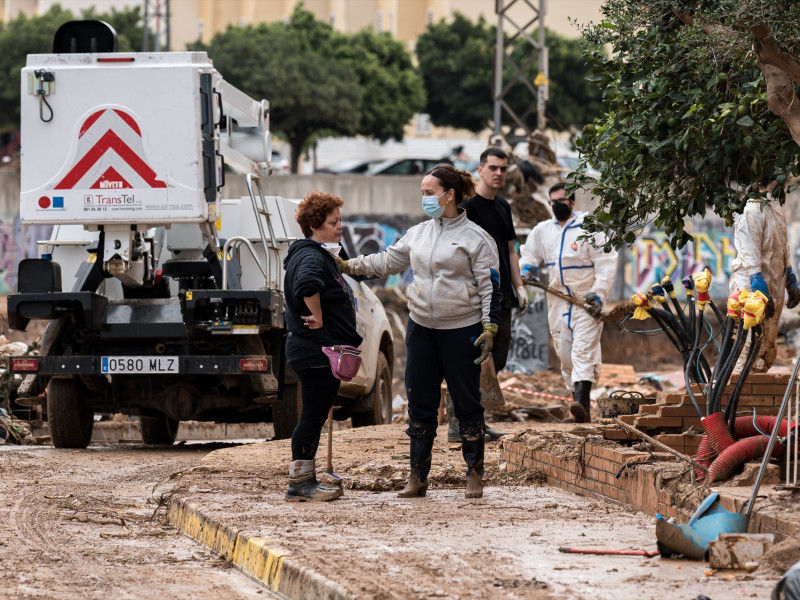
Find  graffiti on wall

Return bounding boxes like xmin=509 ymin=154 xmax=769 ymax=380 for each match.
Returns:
xmin=506 ymin=288 xmax=550 ymax=374
xmin=0 ymin=212 xmax=51 ymax=293
xmin=624 ymin=220 xmax=737 ymax=299
xmin=341 ymin=220 xmax=414 ymax=286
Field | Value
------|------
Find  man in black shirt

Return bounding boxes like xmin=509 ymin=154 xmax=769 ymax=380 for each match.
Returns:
xmin=447 ymin=146 xmax=527 ymax=441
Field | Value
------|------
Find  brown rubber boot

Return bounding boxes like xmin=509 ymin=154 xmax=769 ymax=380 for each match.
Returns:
xmin=462 ymin=435 xmax=485 ymax=498
xmin=465 ymin=470 xmax=484 ymax=498
xmin=285 ymin=459 xmax=343 ymax=502
xmin=398 ymin=473 xmax=429 ymax=498
xmin=397 ymin=437 xmax=434 ymax=498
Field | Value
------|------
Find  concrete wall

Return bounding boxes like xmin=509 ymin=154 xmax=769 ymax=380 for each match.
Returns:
xmin=4 ymin=170 xmax=800 ymax=302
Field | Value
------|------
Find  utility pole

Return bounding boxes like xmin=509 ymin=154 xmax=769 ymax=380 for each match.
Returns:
xmin=492 ymin=0 xmax=548 ymax=148
xmin=141 ymin=0 xmax=171 ymax=51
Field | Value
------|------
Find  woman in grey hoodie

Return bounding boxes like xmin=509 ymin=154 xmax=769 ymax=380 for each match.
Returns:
xmin=340 ymin=164 xmax=502 ymax=499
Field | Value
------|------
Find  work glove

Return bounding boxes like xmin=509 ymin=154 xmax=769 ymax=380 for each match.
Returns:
xmin=750 ymin=272 xmax=775 ymax=318
xmin=521 ymin=264 xmax=539 ymax=283
xmin=584 ymin=292 xmax=603 ymax=318
xmin=787 ymin=267 xmax=800 ymax=309
xmin=336 ymin=257 xmax=350 ymax=274
xmin=473 ymin=323 xmax=498 ymax=365
xmin=516 ymin=285 xmax=529 ymax=316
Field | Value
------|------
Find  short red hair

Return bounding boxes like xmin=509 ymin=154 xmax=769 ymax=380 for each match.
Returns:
xmin=295 ymin=190 xmax=344 ymax=238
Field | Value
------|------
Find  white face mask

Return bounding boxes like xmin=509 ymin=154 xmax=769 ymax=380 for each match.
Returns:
xmin=321 ymin=243 xmax=341 ymax=258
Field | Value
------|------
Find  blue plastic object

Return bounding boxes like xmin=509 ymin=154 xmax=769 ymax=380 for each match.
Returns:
xmin=585 ymin=292 xmax=602 ymax=309
xmin=750 ymin=272 xmax=771 ymax=298
xmin=655 ymin=492 xmax=747 ymax=560
xmin=787 ymin=266 xmax=799 ymax=289
xmin=522 ymin=264 xmax=539 ymax=279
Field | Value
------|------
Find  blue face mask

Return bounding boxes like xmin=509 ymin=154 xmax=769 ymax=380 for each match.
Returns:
xmin=421 ymin=191 xmax=448 ymax=218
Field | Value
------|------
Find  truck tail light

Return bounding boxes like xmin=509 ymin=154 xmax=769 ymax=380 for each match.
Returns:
xmin=239 ymin=358 xmax=268 ymax=372
xmin=10 ymin=357 xmax=39 ymax=372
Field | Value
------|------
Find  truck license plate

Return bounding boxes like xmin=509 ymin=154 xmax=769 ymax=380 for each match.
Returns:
xmin=101 ymin=356 xmax=179 ymax=374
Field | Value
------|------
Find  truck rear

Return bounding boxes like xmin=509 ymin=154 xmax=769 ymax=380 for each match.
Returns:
xmin=7 ymin=21 xmax=393 ymax=447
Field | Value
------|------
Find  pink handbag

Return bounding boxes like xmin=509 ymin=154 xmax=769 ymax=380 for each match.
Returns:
xmin=321 ymin=345 xmax=362 ymax=382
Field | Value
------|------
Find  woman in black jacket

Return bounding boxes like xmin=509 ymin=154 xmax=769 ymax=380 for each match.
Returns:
xmin=282 ymin=190 xmax=362 ymax=502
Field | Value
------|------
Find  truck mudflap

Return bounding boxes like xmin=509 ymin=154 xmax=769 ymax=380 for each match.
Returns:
xmin=10 ymin=355 xmax=271 ymax=376
xmin=8 ymin=291 xmax=108 ymax=331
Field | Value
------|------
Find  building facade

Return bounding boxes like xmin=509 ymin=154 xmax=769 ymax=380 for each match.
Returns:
xmin=2 ymin=0 xmax=603 ymax=49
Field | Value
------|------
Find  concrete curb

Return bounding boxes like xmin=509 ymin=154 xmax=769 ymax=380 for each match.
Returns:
xmin=167 ymin=496 xmax=355 ymax=599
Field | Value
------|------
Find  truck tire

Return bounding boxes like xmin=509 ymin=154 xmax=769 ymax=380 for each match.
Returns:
xmin=272 ymin=382 xmax=300 ymax=440
xmin=352 ymin=351 xmax=392 ymax=427
xmin=47 ymin=377 xmax=93 ymax=449
xmin=140 ymin=415 xmax=179 ymax=445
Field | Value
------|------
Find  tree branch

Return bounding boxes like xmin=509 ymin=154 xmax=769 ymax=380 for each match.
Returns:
xmin=755 ymin=35 xmax=800 ymax=87
xmin=758 ymin=61 xmax=800 ymax=146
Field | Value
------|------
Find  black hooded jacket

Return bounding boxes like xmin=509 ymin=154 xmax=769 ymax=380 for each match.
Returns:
xmin=283 ymin=238 xmax=362 ymax=369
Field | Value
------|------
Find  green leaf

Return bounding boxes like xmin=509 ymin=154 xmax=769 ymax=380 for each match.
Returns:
xmin=736 ymin=116 xmax=755 ymax=127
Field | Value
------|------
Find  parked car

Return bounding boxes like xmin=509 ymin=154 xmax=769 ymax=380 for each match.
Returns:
xmin=366 ymin=157 xmax=442 ymax=176
xmin=270 ymin=150 xmax=291 ymax=175
xmin=556 ymin=152 xmax=601 ymax=178
xmin=315 ymin=158 xmax=382 ymax=174
xmin=366 ymin=145 xmax=469 ymax=176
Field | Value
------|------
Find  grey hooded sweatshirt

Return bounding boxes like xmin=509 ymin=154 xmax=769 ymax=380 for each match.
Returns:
xmin=347 ymin=210 xmax=501 ymax=329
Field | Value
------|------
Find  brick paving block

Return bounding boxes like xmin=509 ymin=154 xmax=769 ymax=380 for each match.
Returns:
xmin=633 ymin=416 xmax=684 ymax=428
xmin=682 ymin=416 xmax=703 ymax=427
xmin=659 ymin=405 xmax=705 ymax=418
xmin=741 ymin=396 xmax=781 ymax=406
xmin=601 ymin=428 xmax=637 ymax=441
xmin=774 ymin=373 xmax=791 ymax=385
xmin=746 ymin=373 xmax=779 ymax=384
xmin=640 ymin=404 xmax=661 ymax=415
xmin=650 ymin=452 xmax=676 ymax=462
xmin=756 ymin=384 xmax=789 ymax=396
xmin=663 ymin=393 xmax=684 ymax=405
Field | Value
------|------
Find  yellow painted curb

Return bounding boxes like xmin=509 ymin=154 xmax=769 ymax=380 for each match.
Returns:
xmin=167 ymin=497 xmax=355 ymax=599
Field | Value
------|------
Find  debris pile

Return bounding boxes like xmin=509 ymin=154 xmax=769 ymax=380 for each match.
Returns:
xmin=502 ymin=131 xmax=568 ymax=231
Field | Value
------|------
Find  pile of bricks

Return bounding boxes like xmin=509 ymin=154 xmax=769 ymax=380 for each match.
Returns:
xmin=599 ymin=372 xmax=793 ymax=456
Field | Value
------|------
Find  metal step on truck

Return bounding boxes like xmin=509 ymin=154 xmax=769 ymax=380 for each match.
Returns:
xmin=7 ymin=21 xmax=393 ymax=448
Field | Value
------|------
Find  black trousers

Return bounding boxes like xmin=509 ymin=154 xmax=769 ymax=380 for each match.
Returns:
xmin=404 ymin=318 xmax=484 ymax=440
xmin=289 ymin=364 xmax=341 ymax=461
xmin=492 ymin=304 xmax=513 ymax=372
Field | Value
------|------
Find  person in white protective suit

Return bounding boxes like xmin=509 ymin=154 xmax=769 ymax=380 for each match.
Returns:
xmin=729 ymin=172 xmax=800 ymax=373
xmin=519 ymin=182 xmax=618 ymax=422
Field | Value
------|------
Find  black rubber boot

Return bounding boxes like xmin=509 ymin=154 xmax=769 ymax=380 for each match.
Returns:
xmin=446 ymin=392 xmax=461 ymax=442
xmin=461 ymin=434 xmax=485 ymax=498
xmin=285 ymin=459 xmax=343 ymax=502
xmin=398 ymin=437 xmax=434 ymax=497
xmin=570 ymin=381 xmax=592 ymax=424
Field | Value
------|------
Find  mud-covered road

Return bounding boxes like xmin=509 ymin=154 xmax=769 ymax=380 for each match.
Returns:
xmin=0 ymin=442 xmax=274 ymax=599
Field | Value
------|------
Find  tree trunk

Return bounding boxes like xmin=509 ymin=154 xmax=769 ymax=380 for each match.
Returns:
xmin=288 ymin=136 xmax=307 ymax=174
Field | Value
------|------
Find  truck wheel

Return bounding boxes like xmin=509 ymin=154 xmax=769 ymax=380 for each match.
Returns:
xmin=140 ymin=415 xmax=179 ymax=445
xmin=272 ymin=382 xmax=300 ymax=440
xmin=352 ymin=351 xmax=392 ymax=427
xmin=47 ymin=377 xmax=93 ymax=449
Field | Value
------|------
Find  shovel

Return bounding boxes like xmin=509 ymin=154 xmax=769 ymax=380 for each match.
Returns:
xmin=523 ymin=276 xmax=646 ymax=323
xmin=479 ymin=353 xmax=505 ymax=410
xmin=325 ymin=407 xmax=341 ymax=485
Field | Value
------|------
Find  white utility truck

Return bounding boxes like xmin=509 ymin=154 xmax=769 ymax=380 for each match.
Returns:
xmin=8 ymin=21 xmax=393 ymax=448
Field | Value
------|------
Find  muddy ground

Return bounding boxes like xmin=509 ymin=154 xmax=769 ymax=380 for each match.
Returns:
xmin=168 ymin=422 xmax=784 ymax=599
xmin=0 ymin=443 xmax=273 ymax=599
